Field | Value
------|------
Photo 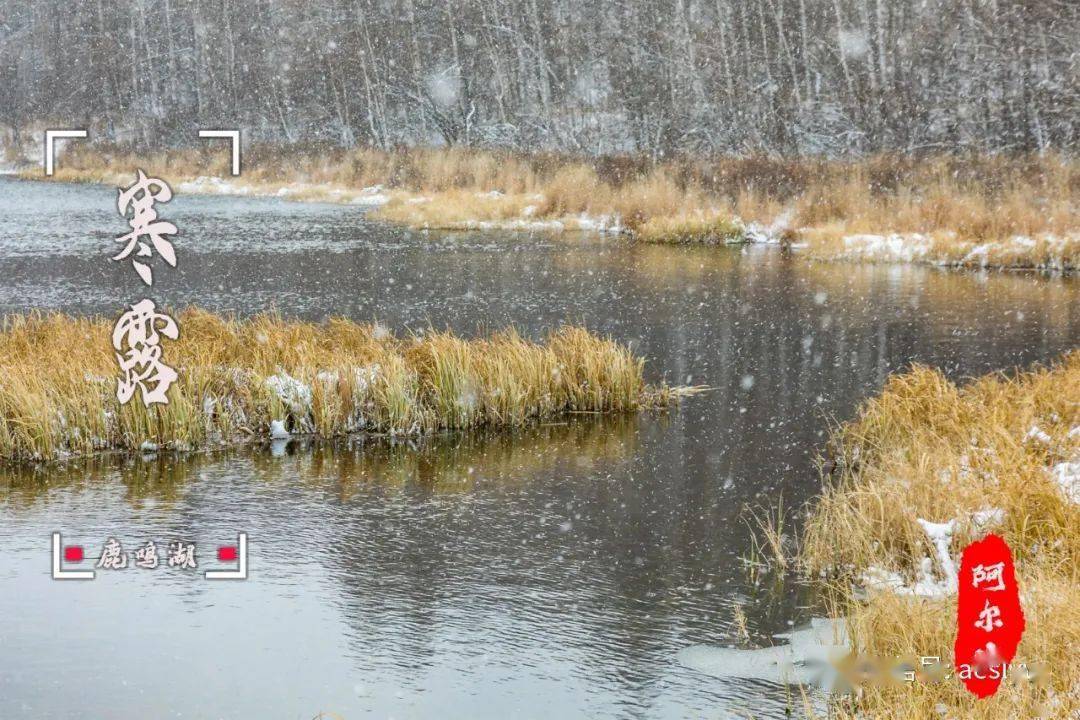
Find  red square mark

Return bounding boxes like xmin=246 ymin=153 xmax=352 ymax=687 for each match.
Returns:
xmin=217 ymin=546 xmax=238 ymax=562
xmin=64 ymin=546 xmax=84 ymax=563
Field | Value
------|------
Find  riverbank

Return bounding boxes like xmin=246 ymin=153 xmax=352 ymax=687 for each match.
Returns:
xmin=0 ymin=310 xmax=687 ymax=464
xmin=23 ymin=145 xmax=1079 ymax=271
xmin=801 ymin=354 xmax=1079 ymax=718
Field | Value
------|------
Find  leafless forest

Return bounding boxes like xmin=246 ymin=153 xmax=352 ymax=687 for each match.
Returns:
xmin=1 ymin=0 xmax=1076 ymax=155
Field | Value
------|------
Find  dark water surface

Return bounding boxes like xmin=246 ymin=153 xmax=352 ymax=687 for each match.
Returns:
xmin=0 ymin=176 xmax=1077 ymax=718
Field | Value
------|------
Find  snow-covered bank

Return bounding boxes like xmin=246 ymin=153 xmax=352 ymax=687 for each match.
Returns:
xmin=171 ymin=175 xmax=1075 ymax=266
xmin=176 ymin=176 xmax=390 ymax=206
xmin=0 ymin=311 xmax=686 ymax=463
xmin=860 ymin=508 xmax=1006 ymax=598
xmin=801 ymin=355 xmax=1079 ymax=718
xmin=830 ymin=231 xmax=1078 ymax=271
xmin=21 ymin=146 xmax=1077 ymax=269
xmin=1052 ymin=457 xmax=1080 ymax=505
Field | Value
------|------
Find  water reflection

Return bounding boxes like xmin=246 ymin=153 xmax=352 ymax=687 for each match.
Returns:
xmin=0 ymin=178 xmax=1076 ymax=718
xmin=1 ymin=416 xmax=804 ymax=719
xmin=2 ymin=414 xmax=642 ymax=504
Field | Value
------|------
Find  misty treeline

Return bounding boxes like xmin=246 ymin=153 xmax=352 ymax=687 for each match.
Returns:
xmin=1 ymin=0 xmax=1076 ymax=157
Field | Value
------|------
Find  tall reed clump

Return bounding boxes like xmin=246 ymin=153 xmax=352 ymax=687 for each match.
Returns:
xmin=801 ymin=353 xmax=1079 ymax=719
xmin=25 ymin=144 xmax=1080 ymax=265
xmin=0 ymin=310 xmax=682 ymax=464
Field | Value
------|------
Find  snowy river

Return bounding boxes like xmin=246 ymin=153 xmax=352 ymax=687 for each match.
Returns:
xmin=0 ymin=176 xmax=1077 ymax=718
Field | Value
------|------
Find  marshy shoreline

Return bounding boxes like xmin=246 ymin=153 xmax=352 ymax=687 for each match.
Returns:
xmin=799 ymin=353 xmax=1079 ymax=718
xmin=0 ymin=309 xmax=692 ymax=465
xmin=19 ymin=144 xmax=1079 ymax=272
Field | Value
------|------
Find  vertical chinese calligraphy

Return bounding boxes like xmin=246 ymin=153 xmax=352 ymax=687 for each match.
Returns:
xmin=112 ymin=169 xmax=178 ymax=286
xmin=112 ymin=299 xmax=179 ymax=405
xmin=954 ymin=534 xmax=1026 ymax=698
xmin=110 ymin=170 xmax=180 ymax=407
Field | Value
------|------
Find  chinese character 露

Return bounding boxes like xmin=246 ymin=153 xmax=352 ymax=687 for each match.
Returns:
xmin=112 ymin=299 xmax=179 ymax=406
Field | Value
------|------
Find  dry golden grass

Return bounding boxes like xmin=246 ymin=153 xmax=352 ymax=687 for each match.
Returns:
xmin=22 ymin=144 xmax=1080 ymax=267
xmin=801 ymin=353 xmax=1080 ymax=718
xmin=0 ymin=309 xmax=685 ymax=464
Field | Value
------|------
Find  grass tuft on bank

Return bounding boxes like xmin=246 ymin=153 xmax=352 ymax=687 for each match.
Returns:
xmin=801 ymin=353 xmax=1079 ymax=718
xmin=0 ymin=310 xmax=686 ymax=464
xmin=22 ymin=145 xmax=1079 ymax=268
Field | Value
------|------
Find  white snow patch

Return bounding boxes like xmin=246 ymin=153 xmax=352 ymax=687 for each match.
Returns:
xmin=269 ymin=420 xmax=291 ymax=439
xmin=460 ymin=218 xmax=566 ymax=232
xmin=970 ymin=507 xmax=1006 ymax=532
xmin=349 ymin=185 xmax=389 ymax=206
xmin=575 ymin=213 xmax=622 ymax=234
xmin=1025 ymin=425 xmax=1052 ymax=445
xmin=177 ymin=176 xmax=390 ymax=206
xmin=1050 ymin=461 xmax=1080 ymax=504
xmin=841 ymin=234 xmax=932 ymax=262
xmin=961 ymin=243 xmax=993 ymax=266
xmin=265 ymin=372 xmax=313 ymax=418
xmin=178 ymin=176 xmax=252 ymax=196
xmin=861 ymin=516 xmax=987 ymax=598
xmin=354 ymin=365 xmax=380 ymax=392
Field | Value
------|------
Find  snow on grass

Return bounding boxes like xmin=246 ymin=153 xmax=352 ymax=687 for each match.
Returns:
xmin=178 ymin=176 xmax=253 ymax=196
xmin=269 ymin=419 xmax=291 ymax=439
xmin=457 ymin=217 xmax=567 ymax=233
xmin=1025 ymin=424 xmax=1052 ymax=445
xmin=348 ymin=185 xmax=390 ymax=206
xmin=861 ymin=508 xmax=1005 ymax=598
xmin=0 ymin=310 xmax=680 ymax=463
xmin=265 ymin=371 xmax=315 ymax=432
xmin=840 ymin=233 xmax=932 ymax=262
xmin=1050 ymin=460 xmax=1080 ymax=504
xmin=176 ymin=176 xmax=390 ymax=205
xmin=830 ymin=231 xmax=1077 ymax=270
xmin=573 ymin=213 xmax=623 ymax=234
xmin=862 ymin=519 xmax=955 ymax=598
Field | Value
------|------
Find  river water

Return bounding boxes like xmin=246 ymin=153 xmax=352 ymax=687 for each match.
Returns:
xmin=0 ymin=176 xmax=1076 ymax=718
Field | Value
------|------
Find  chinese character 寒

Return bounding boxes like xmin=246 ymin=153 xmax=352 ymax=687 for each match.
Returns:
xmin=112 ymin=170 xmax=178 ymax=286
